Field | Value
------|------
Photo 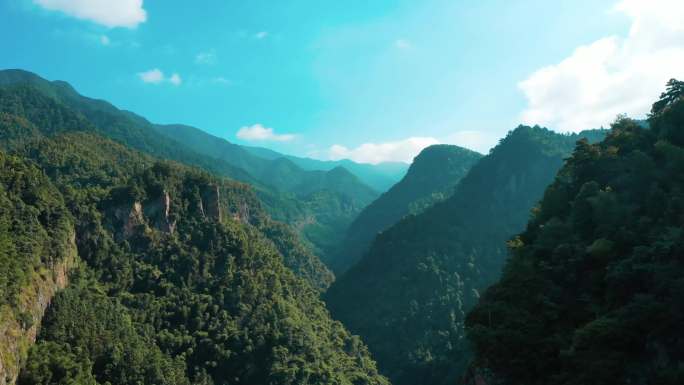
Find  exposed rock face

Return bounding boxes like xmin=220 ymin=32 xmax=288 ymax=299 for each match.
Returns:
xmin=0 ymin=231 xmax=77 ymax=385
xmin=114 ymin=201 xmax=145 ymax=240
xmin=231 ymin=201 xmax=250 ymax=223
xmin=124 ymin=202 xmax=144 ymax=238
xmin=151 ymin=191 xmax=176 ymax=234
xmin=205 ymin=185 xmax=221 ymax=222
xmin=196 ymin=197 xmax=206 ymax=218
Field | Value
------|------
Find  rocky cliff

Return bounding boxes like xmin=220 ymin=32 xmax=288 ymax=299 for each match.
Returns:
xmin=0 ymin=231 xmax=77 ymax=385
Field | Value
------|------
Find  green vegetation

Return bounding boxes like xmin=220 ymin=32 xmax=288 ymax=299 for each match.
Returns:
xmin=0 ymin=69 xmax=371 ymax=268
xmin=0 ymin=78 xmax=388 ymax=385
xmin=325 ymin=126 xmax=605 ymax=385
xmin=0 ymin=74 xmax=332 ymax=290
xmin=0 ymin=151 xmax=72 ymax=311
xmin=154 ymin=124 xmax=378 ymax=262
xmin=332 ymin=144 xmax=482 ymax=273
xmin=465 ymin=81 xmax=684 ymax=385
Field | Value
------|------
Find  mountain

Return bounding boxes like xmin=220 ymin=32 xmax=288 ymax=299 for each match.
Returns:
xmin=154 ymin=123 xmax=378 ymax=261
xmin=331 ymin=144 xmax=482 ymax=273
xmin=465 ymin=81 xmax=684 ymax=385
xmin=0 ymin=69 xmax=256 ymax=184
xmin=243 ymin=145 xmax=409 ymax=192
xmin=325 ymin=125 xmax=606 ymax=385
xmin=0 ymin=69 xmax=375 ymax=268
xmin=155 ymin=124 xmax=379 ymax=199
xmin=0 ymin=152 xmax=77 ymax=385
xmin=0 ymin=81 xmax=337 ymax=291
xmin=0 ymin=78 xmax=389 ymax=384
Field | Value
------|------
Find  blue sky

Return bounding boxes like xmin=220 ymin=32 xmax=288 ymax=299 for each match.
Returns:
xmin=2 ymin=0 xmax=682 ymax=163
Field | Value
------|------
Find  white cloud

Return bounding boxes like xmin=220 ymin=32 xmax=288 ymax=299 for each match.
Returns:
xmin=443 ymin=130 xmax=497 ymax=154
xmin=519 ymin=0 xmax=684 ymax=132
xmin=212 ymin=77 xmax=232 ymax=86
xmin=99 ymin=35 xmax=110 ymax=45
xmin=195 ymin=50 xmax=217 ymax=65
xmin=138 ymin=68 xmax=181 ymax=86
xmin=254 ymin=31 xmax=269 ymax=39
xmin=236 ymin=124 xmax=295 ymax=142
xmin=323 ymin=130 xmax=495 ymax=164
xmin=328 ymin=137 xmax=439 ymax=164
xmin=394 ymin=39 xmax=412 ymax=49
xmin=34 ymin=0 xmax=146 ymax=28
xmin=169 ymin=73 xmax=182 ymax=86
xmin=138 ymin=68 xmax=164 ymax=84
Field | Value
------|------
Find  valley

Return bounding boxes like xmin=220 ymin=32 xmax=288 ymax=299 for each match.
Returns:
xmin=1 ymin=2 xmax=683 ymax=383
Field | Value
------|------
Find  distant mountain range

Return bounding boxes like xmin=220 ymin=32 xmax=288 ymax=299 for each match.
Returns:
xmin=0 ymin=69 xmax=406 ymax=264
xmin=243 ymin=145 xmax=408 ymax=192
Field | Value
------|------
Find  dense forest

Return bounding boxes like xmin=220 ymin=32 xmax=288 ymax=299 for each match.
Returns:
xmin=332 ymin=144 xmax=482 ymax=273
xmin=153 ymin=123 xmax=380 ymax=261
xmin=0 ymin=76 xmax=388 ymax=384
xmin=325 ymin=125 xmax=606 ymax=385
xmin=0 ymin=69 xmax=384 ymax=266
xmin=2 ymin=66 xmax=683 ymax=385
xmin=465 ymin=80 xmax=684 ymax=385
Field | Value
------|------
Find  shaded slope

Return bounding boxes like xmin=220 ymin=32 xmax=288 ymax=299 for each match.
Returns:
xmin=465 ymin=82 xmax=684 ymax=385
xmin=325 ymin=126 xmax=606 ymax=385
xmin=332 ymin=144 xmax=482 ymax=273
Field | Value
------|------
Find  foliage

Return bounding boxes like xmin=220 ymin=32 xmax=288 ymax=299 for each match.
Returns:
xmin=332 ymin=144 xmax=482 ymax=273
xmin=0 ymin=151 xmax=73 ymax=310
xmin=0 ymin=78 xmax=388 ymax=385
xmin=0 ymin=70 xmax=355 ymax=267
xmin=325 ymin=126 xmax=606 ymax=385
xmin=149 ymin=123 xmax=380 ymax=262
xmin=465 ymin=83 xmax=684 ymax=385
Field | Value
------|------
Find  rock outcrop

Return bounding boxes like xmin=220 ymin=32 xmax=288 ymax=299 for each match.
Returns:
xmin=147 ymin=191 xmax=176 ymax=234
xmin=0 ymin=231 xmax=78 ymax=385
xmin=205 ymin=185 xmax=221 ymax=221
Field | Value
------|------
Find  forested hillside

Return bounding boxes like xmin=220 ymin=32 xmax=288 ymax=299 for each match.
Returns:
xmin=465 ymin=80 xmax=684 ymax=385
xmin=325 ymin=125 xmax=605 ymax=385
xmin=0 ymin=82 xmax=333 ymax=291
xmin=0 ymin=79 xmax=390 ymax=384
xmin=0 ymin=152 xmax=77 ymax=385
xmin=0 ymin=69 xmax=376 ymax=266
xmin=156 ymin=123 xmax=379 ymax=263
xmin=332 ymin=144 xmax=482 ymax=273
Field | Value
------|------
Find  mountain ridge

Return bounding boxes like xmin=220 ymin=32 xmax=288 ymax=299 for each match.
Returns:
xmin=0 ymin=68 xmax=375 ymax=267
xmin=465 ymin=81 xmax=684 ymax=385
xmin=325 ymin=125 xmax=607 ymax=385
xmin=330 ymin=143 xmax=482 ymax=273
xmin=0 ymin=77 xmax=390 ymax=384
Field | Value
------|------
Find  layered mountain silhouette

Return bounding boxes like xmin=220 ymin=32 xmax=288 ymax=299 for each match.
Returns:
xmin=0 ymin=70 xmax=389 ymax=385
xmin=466 ymin=80 xmax=684 ymax=385
xmin=0 ymin=69 xmax=382 ymax=265
xmin=325 ymin=125 xmax=606 ymax=385
xmin=331 ymin=144 xmax=482 ymax=273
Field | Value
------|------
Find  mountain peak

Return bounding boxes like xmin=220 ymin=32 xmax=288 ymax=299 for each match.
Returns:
xmin=330 ymin=142 xmax=482 ymax=273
